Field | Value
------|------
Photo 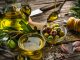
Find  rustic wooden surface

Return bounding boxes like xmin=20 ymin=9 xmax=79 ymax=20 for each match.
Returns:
xmin=28 ymin=1 xmax=80 ymax=60
xmin=28 ymin=0 xmax=80 ymax=41
xmin=0 ymin=0 xmax=80 ymax=60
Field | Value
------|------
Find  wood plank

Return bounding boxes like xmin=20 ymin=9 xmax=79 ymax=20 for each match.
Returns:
xmin=30 ymin=0 xmax=80 ymax=41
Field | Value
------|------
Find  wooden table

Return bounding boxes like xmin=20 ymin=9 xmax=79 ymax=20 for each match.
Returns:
xmin=28 ymin=0 xmax=80 ymax=42
xmin=0 ymin=0 xmax=80 ymax=60
xmin=28 ymin=0 xmax=80 ymax=60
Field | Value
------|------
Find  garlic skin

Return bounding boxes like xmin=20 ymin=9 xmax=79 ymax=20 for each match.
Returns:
xmin=72 ymin=41 xmax=80 ymax=47
xmin=60 ymin=44 xmax=70 ymax=53
xmin=73 ymin=41 xmax=80 ymax=52
xmin=73 ymin=47 xmax=80 ymax=52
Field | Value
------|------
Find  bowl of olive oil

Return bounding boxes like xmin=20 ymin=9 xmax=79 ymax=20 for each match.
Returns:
xmin=18 ymin=33 xmax=46 ymax=59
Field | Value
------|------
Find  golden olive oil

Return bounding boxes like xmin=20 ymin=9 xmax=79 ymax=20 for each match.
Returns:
xmin=0 ymin=0 xmax=31 ymax=31
xmin=18 ymin=34 xmax=46 ymax=59
xmin=47 ymin=12 xmax=58 ymax=22
xmin=23 ymin=37 xmax=43 ymax=51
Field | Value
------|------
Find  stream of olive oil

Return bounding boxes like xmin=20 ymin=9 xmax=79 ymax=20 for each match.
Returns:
xmin=48 ymin=0 xmax=58 ymax=21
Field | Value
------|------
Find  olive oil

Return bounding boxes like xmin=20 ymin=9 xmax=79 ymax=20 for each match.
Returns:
xmin=47 ymin=0 xmax=58 ymax=22
xmin=47 ymin=11 xmax=58 ymax=22
xmin=47 ymin=0 xmax=65 ymax=22
xmin=23 ymin=37 xmax=43 ymax=51
xmin=0 ymin=0 xmax=31 ymax=31
xmin=18 ymin=34 xmax=46 ymax=59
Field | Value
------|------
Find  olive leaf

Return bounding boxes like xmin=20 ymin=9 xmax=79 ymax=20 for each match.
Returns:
xmin=0 ymin=30 xmax=9 ymax=46
xmin=19 ymin=20 xmax=33 ymax=33
xmin=70 ymin=0 xmax=80 ymax=18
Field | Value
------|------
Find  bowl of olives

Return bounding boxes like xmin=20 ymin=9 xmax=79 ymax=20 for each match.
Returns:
xmin=41 ymin=22 xmax=67 ymax=44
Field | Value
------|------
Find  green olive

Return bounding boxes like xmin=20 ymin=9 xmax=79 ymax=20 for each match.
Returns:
xmin=52 ymin=24 xmax=60 ymax=28
xmin=59 ymin=31 xmax=65 ymax=37
xmin=55 ymin=35 xmax=60 ymax=40
xmin=54 ymin=27 xmax=61 ymax=33
xmin=47 ymin=35 xmax=53 ymax=42
xmin=48 ymin=35 xmax=53 ymax=39
xmin=7 ymin=40 xmax=16 ymax=49
xmin=44 ymin=33 xmax=49 ymax=37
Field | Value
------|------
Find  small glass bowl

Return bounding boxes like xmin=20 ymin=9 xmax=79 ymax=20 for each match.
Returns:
xmin=41 ymin=22 xmax=67 ymax=45
xmin=18 ymin=33 xmax=46 ymax=56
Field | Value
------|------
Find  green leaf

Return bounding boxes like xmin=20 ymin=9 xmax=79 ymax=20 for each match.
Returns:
xmin=7 ymin=40 xmax=16 ymax=49
xmin=19 ymin=20 xmax=33 ymax=33
xmin=70 ymin=0 xmax=80 ymax=18
xmin=3 ymin=26 xmax=17 ymax=31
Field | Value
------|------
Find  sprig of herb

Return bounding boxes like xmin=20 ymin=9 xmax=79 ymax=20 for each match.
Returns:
xmin=70 ymin=0 xmax=80 ymax=18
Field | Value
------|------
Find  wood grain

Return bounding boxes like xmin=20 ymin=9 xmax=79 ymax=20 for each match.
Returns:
xmin=29 ymin=0 xmax=80 ymax=41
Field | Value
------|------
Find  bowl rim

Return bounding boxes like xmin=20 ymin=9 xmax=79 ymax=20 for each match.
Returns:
xmin=18 ymin=33 xmax=46 ymax=51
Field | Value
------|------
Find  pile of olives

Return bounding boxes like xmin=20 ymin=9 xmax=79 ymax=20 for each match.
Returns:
xmin=43 ymin=23 xmax=65 ymax=44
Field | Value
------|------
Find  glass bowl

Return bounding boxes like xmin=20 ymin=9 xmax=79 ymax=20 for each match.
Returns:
xmin=18 ymin=33 xmax=46 ymax=55
xmin=41 ymin=22 xmax=67 ymax=45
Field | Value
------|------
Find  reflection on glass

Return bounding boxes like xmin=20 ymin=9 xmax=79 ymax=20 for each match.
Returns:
xmin=18 ymin=33 xmax=46 ymax=59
